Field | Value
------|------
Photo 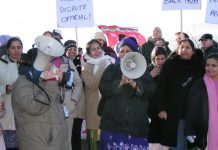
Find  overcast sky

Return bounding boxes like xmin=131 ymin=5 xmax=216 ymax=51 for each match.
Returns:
xmin=0 ymin=0 xmax=218 ymax=52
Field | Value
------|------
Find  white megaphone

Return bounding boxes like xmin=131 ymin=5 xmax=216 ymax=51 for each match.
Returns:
xmin=33 ymin=36 xmax=64 ymax=71
xmin=120 ymin=52 xmax=147 ymax=79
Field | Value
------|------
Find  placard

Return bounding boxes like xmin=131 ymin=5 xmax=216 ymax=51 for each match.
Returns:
xmin=56 ymin=0 xmax=94 ymax=28
xmin=205 ymin=0 xmax=218 ymax=24
xmin=162 ymin=0 xmax=201 ymax=10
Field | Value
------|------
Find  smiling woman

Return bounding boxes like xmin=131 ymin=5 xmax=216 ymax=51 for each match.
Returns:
xmin=185 ymin=53 xmax=218 ymax=150
xmin=81 ymin=39 xmax=115 ymax=150
xmin=150 ymin=38 xmax=205 ymax=149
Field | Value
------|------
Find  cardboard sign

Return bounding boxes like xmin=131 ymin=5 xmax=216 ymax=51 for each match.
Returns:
xmin=205 ymin=0 xmax=218 ymax=24
xmin=56 ymin=0 xmax=94 ymax=28
xmin=162 ymin=0 xmax=201 ymax=10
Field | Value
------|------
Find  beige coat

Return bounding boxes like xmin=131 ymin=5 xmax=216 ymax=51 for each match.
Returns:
xmin=61 ymin=57 xmax=83 ymax=116
xmin=81 ymin=62 xmax=106 ymax=129
xmin=12 ymin=76 xmax=68 ymax=150
xmin=61 ymin=57 xmax=84 ymax=150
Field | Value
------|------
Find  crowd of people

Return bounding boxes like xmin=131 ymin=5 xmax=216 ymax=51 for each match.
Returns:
xmin=0 ymin=27 xmax=218 ymax=150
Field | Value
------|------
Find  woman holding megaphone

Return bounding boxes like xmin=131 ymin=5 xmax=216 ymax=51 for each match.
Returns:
xmin=98 ymin=37 xmax=156 ymax=150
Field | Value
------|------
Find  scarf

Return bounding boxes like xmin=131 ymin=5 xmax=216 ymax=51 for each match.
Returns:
xmin=84 ymin=52 xmax=115 ymax=74
xmin=203 ymin=73 xmax=218 ymax=150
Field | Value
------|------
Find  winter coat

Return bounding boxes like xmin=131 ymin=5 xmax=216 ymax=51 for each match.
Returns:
xmin=185 ymin=79 xmax=209 ymax=150
xmin=81 ymin=61 xmax=106 ymax=129
xmin=0 ymin=55 xmax=18 ymax=130
xmin=61 ymin=57 xmax=83 ymax=116
xmin=11 ymin=76 xmax=68 ymax=150
xmin=69 ymin=56 xmax=85 ymax=119
xmin=203 ymin=45 xmax=218 ymax=59
xmin=151 ymin=54 xmax=205 ymax=147
xmin=141 ymin=40 xmax=155 ymax=65
xmin=99 ymin=64 xmax=157 ymax=137
xmin=147 ymin=63 xmax=163 ymax=143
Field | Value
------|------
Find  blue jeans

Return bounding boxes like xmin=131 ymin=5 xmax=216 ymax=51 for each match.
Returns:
xmin=169 ymin=119 xmax=197 ymax=150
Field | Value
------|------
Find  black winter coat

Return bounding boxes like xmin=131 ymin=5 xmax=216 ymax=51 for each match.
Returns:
xmin=99 ymin=64 xmax=157 ymax=137
xmin=204 ymin=45 xmax=218 ymax=59
xmin=150 ymin=54 xmax=205 ymax=147
xmin=185 ymin=79 xmax=209 ymax=150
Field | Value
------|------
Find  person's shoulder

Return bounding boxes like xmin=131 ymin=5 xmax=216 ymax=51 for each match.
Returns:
xmin=0 ymin=55 xmax=9 ymax=64
xmin=164 ymin=57 xmax=176 ymax=66
xmin=212 ymin=46 xmax=218 ymax=52
xmin=191 ymin=78 xmax=205 ymax=89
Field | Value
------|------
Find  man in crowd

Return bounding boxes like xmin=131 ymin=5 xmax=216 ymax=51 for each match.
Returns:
xmin=199 ymin=33 xmax=218 ymax=58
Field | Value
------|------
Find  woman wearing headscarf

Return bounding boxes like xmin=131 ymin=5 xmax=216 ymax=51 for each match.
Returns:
xmin=98 ymin=37 xmax=156 ymax=150
xmin=0 ymin=37 xmax=23 ymax=150
xmin=185 ymin=53 xmax=218 ymax=150
xmin=82 ymin=39 xmax=115 ymax=150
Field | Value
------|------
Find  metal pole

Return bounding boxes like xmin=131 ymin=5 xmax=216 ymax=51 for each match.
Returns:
xmin=75 ymin=27 xmax=78 ymax=51
xmin=180 ymin=10 xmax=183 ymax=33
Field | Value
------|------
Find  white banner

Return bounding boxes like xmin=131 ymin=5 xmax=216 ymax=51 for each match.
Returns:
xmin=162 ymin=0 xmax=201 ymax=10
xmin=56 ymin=0 xmax=94 ymax=28
xmin=205 ymin=0 xmax=218 ymax=24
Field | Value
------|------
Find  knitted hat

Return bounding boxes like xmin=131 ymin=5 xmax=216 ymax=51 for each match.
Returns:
xmin=94 ymin=32 xmax=106 ymax=41
xmin=120 ymin=37 xmax=139 ymax=52
xmin=64 ymin=40 xmax=77 ymax=50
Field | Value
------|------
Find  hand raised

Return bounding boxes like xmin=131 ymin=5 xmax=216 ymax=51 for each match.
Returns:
xmin=150 ymin=67 xmax=160 ymax=78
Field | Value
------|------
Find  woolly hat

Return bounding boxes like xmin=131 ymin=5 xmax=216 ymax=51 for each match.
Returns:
xmin=120 ymin=37 xmax=139 ymax=52
xmin=94 ymin=32 xmax=106 ymax=41
xmin=64 ymin=40 xmax=77 ymax=50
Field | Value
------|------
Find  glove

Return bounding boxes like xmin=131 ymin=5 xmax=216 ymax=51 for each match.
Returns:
xmin=186 ymin=135 xmax=196 ymax=143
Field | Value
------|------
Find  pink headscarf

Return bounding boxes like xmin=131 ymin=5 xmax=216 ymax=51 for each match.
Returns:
xmin=203 ymin=73 xmax=218 ymax=150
